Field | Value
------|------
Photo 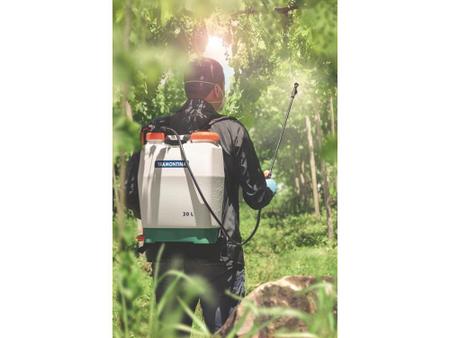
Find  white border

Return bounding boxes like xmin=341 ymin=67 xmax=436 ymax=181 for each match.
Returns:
xmin=0 ymin=1 xmax=112 ymax=337
xmin=339 ymin=1 xmax=450 ymax=337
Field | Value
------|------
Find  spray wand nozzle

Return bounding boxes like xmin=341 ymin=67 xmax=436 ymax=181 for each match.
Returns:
xmin=291 ymin=82 xmax=299 ymax=98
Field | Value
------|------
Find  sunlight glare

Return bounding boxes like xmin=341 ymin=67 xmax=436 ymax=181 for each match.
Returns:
xmin=204 ymin=35 xmax=234 ymax=90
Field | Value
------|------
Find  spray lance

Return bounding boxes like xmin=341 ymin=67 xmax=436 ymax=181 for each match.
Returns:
xmin=268 ymin=82 xmax=299 ymax=176
xmin=161 ymin=82 xmax=299 ymax=246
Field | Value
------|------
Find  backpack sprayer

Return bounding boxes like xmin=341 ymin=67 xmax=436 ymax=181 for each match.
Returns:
xmin=137 ymin=82 xmax=299 ymax=246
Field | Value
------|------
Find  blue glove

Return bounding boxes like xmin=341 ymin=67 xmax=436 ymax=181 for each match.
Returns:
xmin=266 ymin=178 xmax=277 ymax=194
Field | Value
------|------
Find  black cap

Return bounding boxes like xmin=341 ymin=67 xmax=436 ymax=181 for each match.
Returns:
xmin=184 ymin=57 xmax=225 ymax=98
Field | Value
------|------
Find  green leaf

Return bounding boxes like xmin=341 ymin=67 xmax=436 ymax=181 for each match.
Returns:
xmin=113 ymin=110 xmax=141 ymax=158
xmin=321 ymin=134 xmax=337 ymax=164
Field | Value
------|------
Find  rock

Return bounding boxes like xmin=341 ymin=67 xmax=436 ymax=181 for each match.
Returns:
xmin=216 ymin=276 xmax=335 ymax=338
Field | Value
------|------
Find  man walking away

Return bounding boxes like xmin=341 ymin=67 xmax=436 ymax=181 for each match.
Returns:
xmin=125 ymin=57 xmax=277 ymax=335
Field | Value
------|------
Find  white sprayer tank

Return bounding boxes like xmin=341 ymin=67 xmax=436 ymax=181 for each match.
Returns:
xmin=137 ymin=131 xmax=225 ymax=244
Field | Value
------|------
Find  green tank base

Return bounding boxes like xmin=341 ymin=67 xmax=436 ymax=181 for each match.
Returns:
xmin=143 ymin=228 xmax=219 ymax=244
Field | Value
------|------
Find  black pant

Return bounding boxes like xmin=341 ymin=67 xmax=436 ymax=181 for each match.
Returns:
xmin=154 ymin=256 xmax=245 ymax=336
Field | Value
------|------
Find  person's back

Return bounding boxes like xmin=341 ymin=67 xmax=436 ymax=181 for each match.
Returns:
xmin=125 ymin=57 xmax=277 ymax=334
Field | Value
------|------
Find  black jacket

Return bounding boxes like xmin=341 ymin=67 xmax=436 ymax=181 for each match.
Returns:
xmin=125 ymin=99 xmax=274 ymax=264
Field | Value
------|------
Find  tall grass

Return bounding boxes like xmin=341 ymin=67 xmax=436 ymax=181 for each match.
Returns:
xmin=113 ymin=215 xmax=337 ymax=337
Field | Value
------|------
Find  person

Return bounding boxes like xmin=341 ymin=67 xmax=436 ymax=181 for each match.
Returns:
xmin=125 ymin=57 xmax=277 ymax=335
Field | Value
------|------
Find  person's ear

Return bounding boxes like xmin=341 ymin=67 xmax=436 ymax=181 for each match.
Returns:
xmin=213 ymin=84 xmax=220 ymax=98
xmin=214 ymin=84 xmax=223 ymax=99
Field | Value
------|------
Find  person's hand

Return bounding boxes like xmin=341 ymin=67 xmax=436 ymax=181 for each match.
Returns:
xmin=266 ymin=178 xmax=277 ymax=194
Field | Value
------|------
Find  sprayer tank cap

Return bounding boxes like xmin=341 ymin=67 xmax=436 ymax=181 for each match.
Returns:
xmin=146 ymin=132 xmax=165 ymax=142
xmin=190 ymin=132 xmax=220 ymax=143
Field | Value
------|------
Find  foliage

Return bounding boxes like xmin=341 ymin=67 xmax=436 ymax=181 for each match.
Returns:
xmin=113 ymin=0 xmax=338 ymax=214
xmin=320 ymin=134 xmax=337 ymax=165
xmin=113 ymin=108 xmax=142 ymax=158
xmin=113 ymin=216 xmax=153 ymax=338
xmin=243 ymin=212 xmax=337 ymax=255
xmin=240 ymin=204 xmax=337 ymax=292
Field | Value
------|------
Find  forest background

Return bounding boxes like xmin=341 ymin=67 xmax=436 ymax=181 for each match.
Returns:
xmin=113 ymin=0 xmax=337 ymax=336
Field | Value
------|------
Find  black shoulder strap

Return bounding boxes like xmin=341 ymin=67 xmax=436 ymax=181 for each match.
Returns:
xmin=153 ymin=116 xmax=171 ymax=130
xmin=141 ymin=116 xmax=171 ymax=134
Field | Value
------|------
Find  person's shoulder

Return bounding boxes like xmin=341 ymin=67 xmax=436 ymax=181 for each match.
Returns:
xmin=210 ymin=115 xmax=251 ymax=150
xmin=210 ymin=115 xmax=247 ymax=132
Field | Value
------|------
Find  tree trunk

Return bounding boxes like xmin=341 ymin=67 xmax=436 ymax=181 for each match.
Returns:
xmin=329 ymin=95 xmax=335 ymax=137
xmin=323 ymin=170 xmax=334 ymax=240
xmin=294 ymin=174 xmax=300 ymax=195
xmin=329 ymin=94 xmax=337 ymax=198
xmin=314 ymin=111 xmax=334 ymax=240
xmin=292 ymin=134 xmax=301 ymax=196
xmin=300 ymin=160 xmax=306 ymax=186
xmin=123 ymin=89 xmax=133 ymax=121
xmin=305 ymin=116 xmax=320 ymax=216
xmin=116 ymin=153 xmax=127 ymax=249
xmin=122 ymin=0 xmax=133 ymax=121
xmin=299 ymin=159 xmax=307 ymax=209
